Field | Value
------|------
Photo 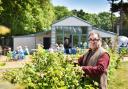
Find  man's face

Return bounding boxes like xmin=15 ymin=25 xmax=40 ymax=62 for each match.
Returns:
xmin=89 ymin=34 xmax=101 ymax=50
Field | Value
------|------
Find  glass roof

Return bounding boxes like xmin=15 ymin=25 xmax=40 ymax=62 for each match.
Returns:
xmin=55 ymin=26 xmax=82 ymax=34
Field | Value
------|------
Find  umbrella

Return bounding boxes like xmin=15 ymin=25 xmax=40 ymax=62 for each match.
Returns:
xmin=0 ymin=25 xmax=10 ymax=35
xmin=118 ymin=36 xmax=128 ymax=46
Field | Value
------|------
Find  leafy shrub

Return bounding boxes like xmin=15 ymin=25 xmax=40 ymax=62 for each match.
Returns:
xmin=3 ymin=46 xmax=121 ymax=89
xmin=108 ymin=49 xmax=121 ymax=80
xmin=4 ymin=46 xmax=92 ymax=89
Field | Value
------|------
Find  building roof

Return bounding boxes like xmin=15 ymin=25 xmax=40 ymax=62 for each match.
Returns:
xmin=52 ymin=16 xmax=92 ymax=27
xmin=12 ymin=30 xmax=51 ymax=38
xmin=92 ymin=27 xmax=116 ymax=38
xmin=92 ymin=27 xmax=116 ymax=35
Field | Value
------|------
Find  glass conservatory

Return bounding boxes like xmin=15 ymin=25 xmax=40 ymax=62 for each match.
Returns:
xmin=51 ymin=16 xmax=92 ymax=48
xmin=51 ymin=16 xmax=116 ymax=48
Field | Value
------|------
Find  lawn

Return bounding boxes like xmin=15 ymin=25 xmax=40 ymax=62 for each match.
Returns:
xmin=108 ymin=61 xmax=128 ymax=89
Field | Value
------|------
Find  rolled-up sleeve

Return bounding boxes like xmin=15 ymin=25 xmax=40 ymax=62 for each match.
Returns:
xmin=81 ymin=53 xmax=110 ymax=77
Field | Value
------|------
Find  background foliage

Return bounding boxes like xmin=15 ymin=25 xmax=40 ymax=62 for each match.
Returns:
xmin=3 ymin=46 xmax=88 ymax=89
xmin=0 ymin=0 xmax=55 ymax=35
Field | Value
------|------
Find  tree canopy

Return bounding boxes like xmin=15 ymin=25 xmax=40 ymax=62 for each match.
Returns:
xmin=0 ymin=1 xmax=119 ymax=36
xmin=0 ymin=0 xmax=55 ymax=35
xmin=54 ymin=6 xmax=72 ymax=20
xmin=71 ymin=9 xmax=116 ymax=31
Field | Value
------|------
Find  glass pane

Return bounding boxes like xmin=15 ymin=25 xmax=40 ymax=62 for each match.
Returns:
xmin=56 ymin=34 xmax=63 ymax=44
xmin=73 ymin=35 xmax=79 ymax=47
xmin=81 ymin=27 xmax=87 ymax=34
xmin=56 ymin=28 xmax=63 ymax=34
xmin=81 ymin=34 xmax=87 ymax=43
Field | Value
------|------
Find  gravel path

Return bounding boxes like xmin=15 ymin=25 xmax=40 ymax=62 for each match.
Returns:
xmin=0 ymin=55 xmax=32 ymax=89
xmin=122 ymin=56 xmax=128 ymax=62
xmin=0 ymin=55 xmax=32 ymax=72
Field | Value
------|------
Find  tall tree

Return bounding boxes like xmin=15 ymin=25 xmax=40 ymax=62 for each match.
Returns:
xmin=71 ymin=9 xmax=85 ymax=19
xmin=0 ymin=0 xmax=55 ymax=35
xmin=83 ymin=13 xmax=101 ymax=28
xmin=111 ymin=2 xmax=128 ymax=36
xmin=98 ymin=12 xmax=116 ymax=31
xmin=71 ymin=10 xmax=101 ymax=28
xmin=71 ymin=9 xmax=78 ymax=16
xmin=71 ymin=10 xmax=117 ymax=31
xmin=0 ymin=0 xmax=3 ymax=14
xmin=54 ymin=6 xmax=72 ymax=20
xmin=121 ymin=13 xmax=128 ymax=36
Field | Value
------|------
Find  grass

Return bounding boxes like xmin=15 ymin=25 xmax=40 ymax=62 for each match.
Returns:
xmin=108 ymin=61 xmax=128 ymax=89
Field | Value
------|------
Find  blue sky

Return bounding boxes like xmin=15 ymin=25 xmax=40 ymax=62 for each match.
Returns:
xmin=52 ymin=0 xmax=128 ymax=14
xmin=52 ymin=0 xmax=111 ymax=14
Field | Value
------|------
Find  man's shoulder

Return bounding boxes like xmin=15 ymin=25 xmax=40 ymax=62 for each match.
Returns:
xmin=100 ymin=52 xmax=110 ymax=59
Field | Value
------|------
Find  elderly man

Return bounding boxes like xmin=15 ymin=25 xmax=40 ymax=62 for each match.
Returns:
xmin=78 ymin=31 xmax=110 ymax=89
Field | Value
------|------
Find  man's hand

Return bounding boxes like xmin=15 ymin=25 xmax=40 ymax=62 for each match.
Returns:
xmin=74 ymin=66 xmax=82 ymax=71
